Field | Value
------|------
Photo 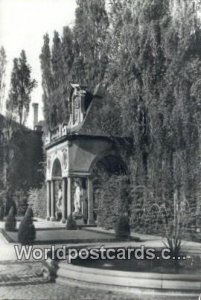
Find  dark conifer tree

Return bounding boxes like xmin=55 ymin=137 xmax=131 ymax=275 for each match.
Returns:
xmin=7 ymin=50 xmax=36 ymax=125
xmin=39 ymin=0 xmax=201 ymax=232
xmin=18 ymin=207 xmax=36 ymax=245
xmin=106 ymin=0 xmax=201 ymax=231
xmin=62 ymin=26 xmax=74 ymax=83
xmin=73 ymin=0 xmax=109 ymax=89
xmin=40 ymin=34 xmax=53 ymax=128
xmin=0 ymin=46 xmax=6 ymax=112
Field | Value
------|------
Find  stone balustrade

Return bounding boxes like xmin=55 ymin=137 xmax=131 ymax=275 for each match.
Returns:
xmin=45 ymin=124 xmax=69 ymax=146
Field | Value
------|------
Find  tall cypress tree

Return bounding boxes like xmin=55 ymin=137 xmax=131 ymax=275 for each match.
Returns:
xmin=0 ymin=47 xmax=6 ymax=113
xmin=7 ymin=50 xmax=36 ymax=125
xmin=52 ymin=31 xmax=64 ymax=88
xmin=51 ymin=31 xmax=69 ymax=126
xmin=73 ymin=0 xmax=109 ymax=89
xmin=40 ymin=30 xmax=73 ymax=129
xmin=106 ymin=0 xmax=201 ymax=228
xmin=40 ymin=34 xmax=53 ymax=128
xmin=62 ymin=26 xmax=74 ymax=83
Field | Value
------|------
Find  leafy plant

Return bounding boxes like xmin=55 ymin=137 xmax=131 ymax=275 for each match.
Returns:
xmin=39 ymin=0 xmax=201 ymax=237
xmin=164 ymin=222 xmax=182 ymax=261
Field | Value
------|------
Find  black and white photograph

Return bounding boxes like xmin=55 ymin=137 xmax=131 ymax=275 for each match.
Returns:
xmin=0 ymin=0 xmax=201 ymax=299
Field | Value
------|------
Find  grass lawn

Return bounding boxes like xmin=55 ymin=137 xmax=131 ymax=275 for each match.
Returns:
xmin=2 ymin=228 xmax=116 ymax=244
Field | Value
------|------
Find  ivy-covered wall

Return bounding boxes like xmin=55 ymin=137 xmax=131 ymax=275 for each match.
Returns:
xmin=0 ymin=114 xmax=44 ymax=215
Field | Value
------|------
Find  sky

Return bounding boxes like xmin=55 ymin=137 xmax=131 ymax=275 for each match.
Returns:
xmin=0 ymin=0 xmax=77 ymax=128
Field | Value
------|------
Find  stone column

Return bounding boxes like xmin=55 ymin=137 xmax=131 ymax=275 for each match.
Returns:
xmin=62 ymin=178 xmax=67 ymax=223
xmin=46 ymin=181 xmax=51 ymax=220
xmin=50 ymin=180 xmax=56 ymax=221
xmin=67 ymin=176 xmax=72 ymax=218
xmin=87 ymin=176 xmax=94 ymax=224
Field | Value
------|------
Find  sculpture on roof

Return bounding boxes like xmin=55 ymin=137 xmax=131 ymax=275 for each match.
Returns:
xmin=68 ymin=84 xmax=93 ymax=128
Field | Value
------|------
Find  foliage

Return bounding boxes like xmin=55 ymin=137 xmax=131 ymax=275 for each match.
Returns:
xmin=0 ymin=113 xmax=44 ymax=218
xmin=72 ymin=0 xmax=109 ymax=88
xmin=7 ymin=50 xmax=37 ymax=125
xmin=115 ymin=213 xmax=130 ymax=240
xmin=40 ymin=30 xmax=73 ymax=129
xmin=106 ymin=0 xmax=201 ymax=234
xmin=0 ymin=46 xmax=6 ymax=113
xmin=163 ymin=194 xmax=198 ymax=262
xmin=13 ymin=190 xmax=28 ymax=216
xmin=164 ymin=221 xmax=182 ymax=262
xmin=40 ymin=34 xmax=53 ymax=129
xmin=66 ymin=214 xmax=77 ymax=230
xmin=40 ymin=0 xmax=201 ymax=236
xmin=5 ymin=206 xmax=16 ymax=231
xmin=0 ymin=51 xmax=43 ymax=212
xmin=96 ymin=175 xmax=130 ymax=229
xmin=6 ymin=128 xmax=44 ymax=193
xmin=40 ymin=0 xmax=109 ymax=129
xmin=28 ymin=185 xmax=47 ymax=219
xmin=62 ymin=26 xmax=74 ymax=82
xmin=18 ymin=206 xmax=36 ymax=245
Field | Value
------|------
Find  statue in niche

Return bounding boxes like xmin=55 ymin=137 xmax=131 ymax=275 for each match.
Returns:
xmin=56 ymin=183 xmax=62 ymax=221
xmin=73 ymin=180 xmax=82 ymax=214
xmin=73 ymin=179 xmax=87 ymax=216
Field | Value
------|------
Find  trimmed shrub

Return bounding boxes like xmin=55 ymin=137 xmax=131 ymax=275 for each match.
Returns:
xmin=115 ymin=214 xmax=130 ymax=240
xmin=5 ymin=195 xmax=17 ymax=217
xmin=5 ymin=206 xmax=16 ymax=231
xmin=25 ymin=206 xmax=34 ymax=218
xmin=18 ymin=207 xmax=36 ymax=245
xmin=66 ymin=214 xmax=77 ymax=230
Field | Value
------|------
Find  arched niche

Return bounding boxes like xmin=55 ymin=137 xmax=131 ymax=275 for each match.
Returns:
xmin=52 ymin=158 xmax=62 ymax=179
xmin=90 ymin=152 xmax=127 ymax=223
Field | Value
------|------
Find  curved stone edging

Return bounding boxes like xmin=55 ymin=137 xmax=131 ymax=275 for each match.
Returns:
xmin=56 ymin=261 xmax=201 ymax=292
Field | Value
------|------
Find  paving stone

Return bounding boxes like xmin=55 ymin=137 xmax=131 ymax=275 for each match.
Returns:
xmin=0 ymin=283 xmax=198 ymax=300
xmin=0 ymin=261 xmax=132 ymax=299
xmin=0 ymin=283 xmax=133 ymax=300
